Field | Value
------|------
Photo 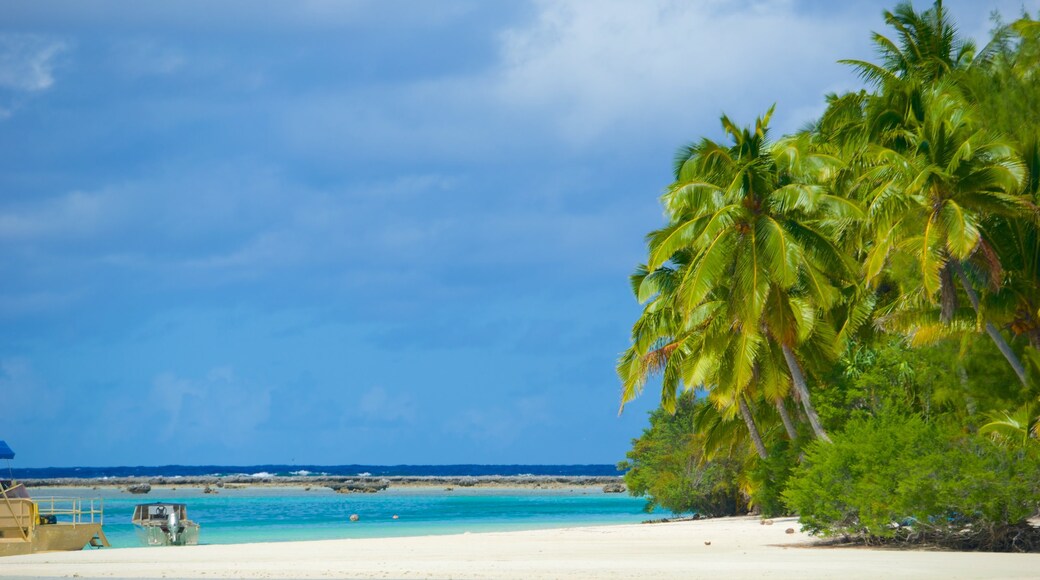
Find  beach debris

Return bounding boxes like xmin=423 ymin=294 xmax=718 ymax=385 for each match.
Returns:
xmin=349 ymin=514 xmax=360 ymax=522
xmin=761 ymin=519 xmax=773 ymax=526
xmin=126 ymin=483 xmax=152 ymax=494
xmin=203 ymin=486 xmax=217 ymax=494
xmin=602 ymin=482 xmax=626 ymax=493
xmin=704 ymin=541 xmax=711 ymax=546
xmin=785 ymin=528 xmax=796 ymax=534
xmin=641 ymin=515 xmax=701 ymax=525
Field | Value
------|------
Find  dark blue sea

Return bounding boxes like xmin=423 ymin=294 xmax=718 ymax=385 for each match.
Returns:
xmin=11 ymin=464 xmax=622 ymax=479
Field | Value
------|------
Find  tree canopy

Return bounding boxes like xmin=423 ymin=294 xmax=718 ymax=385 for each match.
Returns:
xmin=617 ymin=1 xmax=1040 ymax=549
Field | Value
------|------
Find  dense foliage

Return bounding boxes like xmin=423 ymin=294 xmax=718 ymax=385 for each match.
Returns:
xmin=785 ymin=412 xmax=1040 ymax=551
xmin=618 ymin=393 xmax=743 ymax=517
xmin=618 ymin=1 xmax=1040 ymax=551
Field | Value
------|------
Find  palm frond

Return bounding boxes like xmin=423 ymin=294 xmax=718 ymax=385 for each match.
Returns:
xmin=756 ymin=216 xmax=800 ymax=288
xmin=679 ymin=228 xmax=737 ymax=310
xmin=839 ymin=58 xmax=900 ymax=87
xmin=938 ymin=200 xmax=979 ymax=259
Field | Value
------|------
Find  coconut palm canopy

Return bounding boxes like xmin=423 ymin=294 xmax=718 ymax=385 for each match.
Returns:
xmin=619 ymin=1 xmax=1039 ymax=482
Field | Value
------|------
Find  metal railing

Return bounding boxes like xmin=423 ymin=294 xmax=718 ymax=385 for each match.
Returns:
xmin=33 ymin=497 xmax=104 ymax=526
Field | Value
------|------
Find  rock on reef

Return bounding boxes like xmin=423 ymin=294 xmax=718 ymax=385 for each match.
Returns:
xmin=327 ymin=479 xmax=390 ymax=493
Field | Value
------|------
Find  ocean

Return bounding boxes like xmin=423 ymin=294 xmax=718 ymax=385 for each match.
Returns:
xmin=35 ymin=486 xmax=650 ymax=548
xmin=17 ymin=465 xmax=653 ymax=549
xmin=10 ymin=464 xmax=622 ymax=479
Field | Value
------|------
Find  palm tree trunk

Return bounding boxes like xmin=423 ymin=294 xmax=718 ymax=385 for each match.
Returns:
xmin=738 ymin=396 xmax=768 ymax=459
xmin=953 ymin=262 xmax=1029 ymax=387
xmin=957 ymin=364 xmax=977 ymax=417
xmin=775 ymin=398 xmax=799 ymax=441
xmin=781 ymin=344 xmax=832 ymax=443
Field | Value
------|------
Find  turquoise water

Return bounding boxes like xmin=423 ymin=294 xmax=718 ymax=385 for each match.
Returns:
xmin=33 ymin=486 xmax=651 ymax=548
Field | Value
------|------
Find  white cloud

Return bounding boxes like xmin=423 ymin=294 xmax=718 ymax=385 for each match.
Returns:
xmin=276 ymin=80 xmax=510 ymax=165
xmin=3 ymin=1 xmax=480 ymax=34
xmin=357 ymin=386 xmax=417 ymax=423
xmin=0 ymin=190 xmax=119 ymax=242
xmin=0 ymin=164 xmax=479 ymax=313
xmin=445 ymin=396 xmax=552 ymax=445
xmin=178 ymin=229 xmax=308 ymax=275
xmin=170 ymin=172 xmax=460 ymax=278
xmin=494 ymin=0 xmax=868 ymax=140
xmin=0 ymin=290 xmax=83 ymax=317
xmin=110 ymin=38 xmax=186 ymax=77
xmin=150 ymin=367 xmax=272 ymax=447
xmin=0 ymin=34 xmax=66 ymax=92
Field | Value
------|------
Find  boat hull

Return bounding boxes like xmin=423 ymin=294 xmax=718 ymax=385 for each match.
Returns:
xmin=134 ymin=522 xmax=200 ymax=546
xmin=0 ymin=523 xmax=104 ymax=556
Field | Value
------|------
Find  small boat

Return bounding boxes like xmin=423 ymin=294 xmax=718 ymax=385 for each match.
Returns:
xmin=0 ymin=440 xmax=109 ymax=557
xmin=131 ymin=503 xmax=200 ymax=546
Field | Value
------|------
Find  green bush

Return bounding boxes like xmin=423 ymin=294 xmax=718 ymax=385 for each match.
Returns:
xmin=748 ymin=440 xmax=796 ymax=518
xmin=784 ymin=411 xmax=1040 ymax=551
xmin=620 ymin=393 xmax=744 ymax=516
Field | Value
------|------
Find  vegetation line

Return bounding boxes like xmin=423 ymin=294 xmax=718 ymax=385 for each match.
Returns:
xmin=617 ymin=0 xmax=1040 ymax=552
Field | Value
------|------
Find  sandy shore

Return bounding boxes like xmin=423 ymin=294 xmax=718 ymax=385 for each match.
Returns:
xmin=2 ymin=516 xmax=1037 ymax=579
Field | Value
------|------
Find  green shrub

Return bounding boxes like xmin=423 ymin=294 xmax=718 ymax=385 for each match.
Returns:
xmin=748 ymin=440 xmax=796 ymax=517
xmin=784 ymin=411 xmax=1040 ymax=551
xmin=620 ymin=393 xmax=744 ymax=516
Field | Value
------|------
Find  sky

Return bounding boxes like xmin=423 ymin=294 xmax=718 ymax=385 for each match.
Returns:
xmin=1 ymin=0 xmax=1034 ymax=468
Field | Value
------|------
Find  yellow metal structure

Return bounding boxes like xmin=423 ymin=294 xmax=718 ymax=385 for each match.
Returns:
xmin=0 ymin=483 xmax=108 ymax=557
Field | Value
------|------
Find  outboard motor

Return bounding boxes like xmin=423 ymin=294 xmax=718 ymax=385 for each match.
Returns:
xmin=167 ymin=510 xmax=180 ymax=544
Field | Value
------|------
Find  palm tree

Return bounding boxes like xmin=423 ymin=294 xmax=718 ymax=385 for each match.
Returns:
xmin=987 ymin=136 xmax=1040 ymax=350
xmin=821 ymin=0 xmax=1036 ymax=386
xmin=859 ymin=85 xmax=1031 ymax=385
xmin=618 ymin=279 xmax=804 ymax=450
xmin=870 ymin=0 xmax=966 ymax=78
xmin=617 ymin=257 xmax=694 ymax=415
xmin=634 ymin=110 xmax=861 ymax=442
xmin=840 ymin=0 xmax=995 ymax=89
xmin=979 ymin=404 xmax=1040 ymax=446
xmin=617 ymin=257 xmax=774 ymax=459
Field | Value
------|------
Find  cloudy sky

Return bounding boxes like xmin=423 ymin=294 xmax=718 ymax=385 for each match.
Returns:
xmin=1 ymin=0 xmax=1032 ymax=467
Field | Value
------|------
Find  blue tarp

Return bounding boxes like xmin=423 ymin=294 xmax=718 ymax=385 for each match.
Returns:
xmin=0 ymin=440 xmax=14 ymax=460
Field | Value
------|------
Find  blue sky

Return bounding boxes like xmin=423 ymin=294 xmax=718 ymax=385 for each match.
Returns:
xmin=1 ymin=0 xmax=1032 ymax=467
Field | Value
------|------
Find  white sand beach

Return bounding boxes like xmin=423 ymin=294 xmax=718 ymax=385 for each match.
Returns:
xmin=1 ymin=516 xmax=1037 ymax=579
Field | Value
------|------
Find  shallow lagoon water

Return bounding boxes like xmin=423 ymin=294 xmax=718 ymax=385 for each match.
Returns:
xmin=34 ymin=486 xmax=651 ymax=548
